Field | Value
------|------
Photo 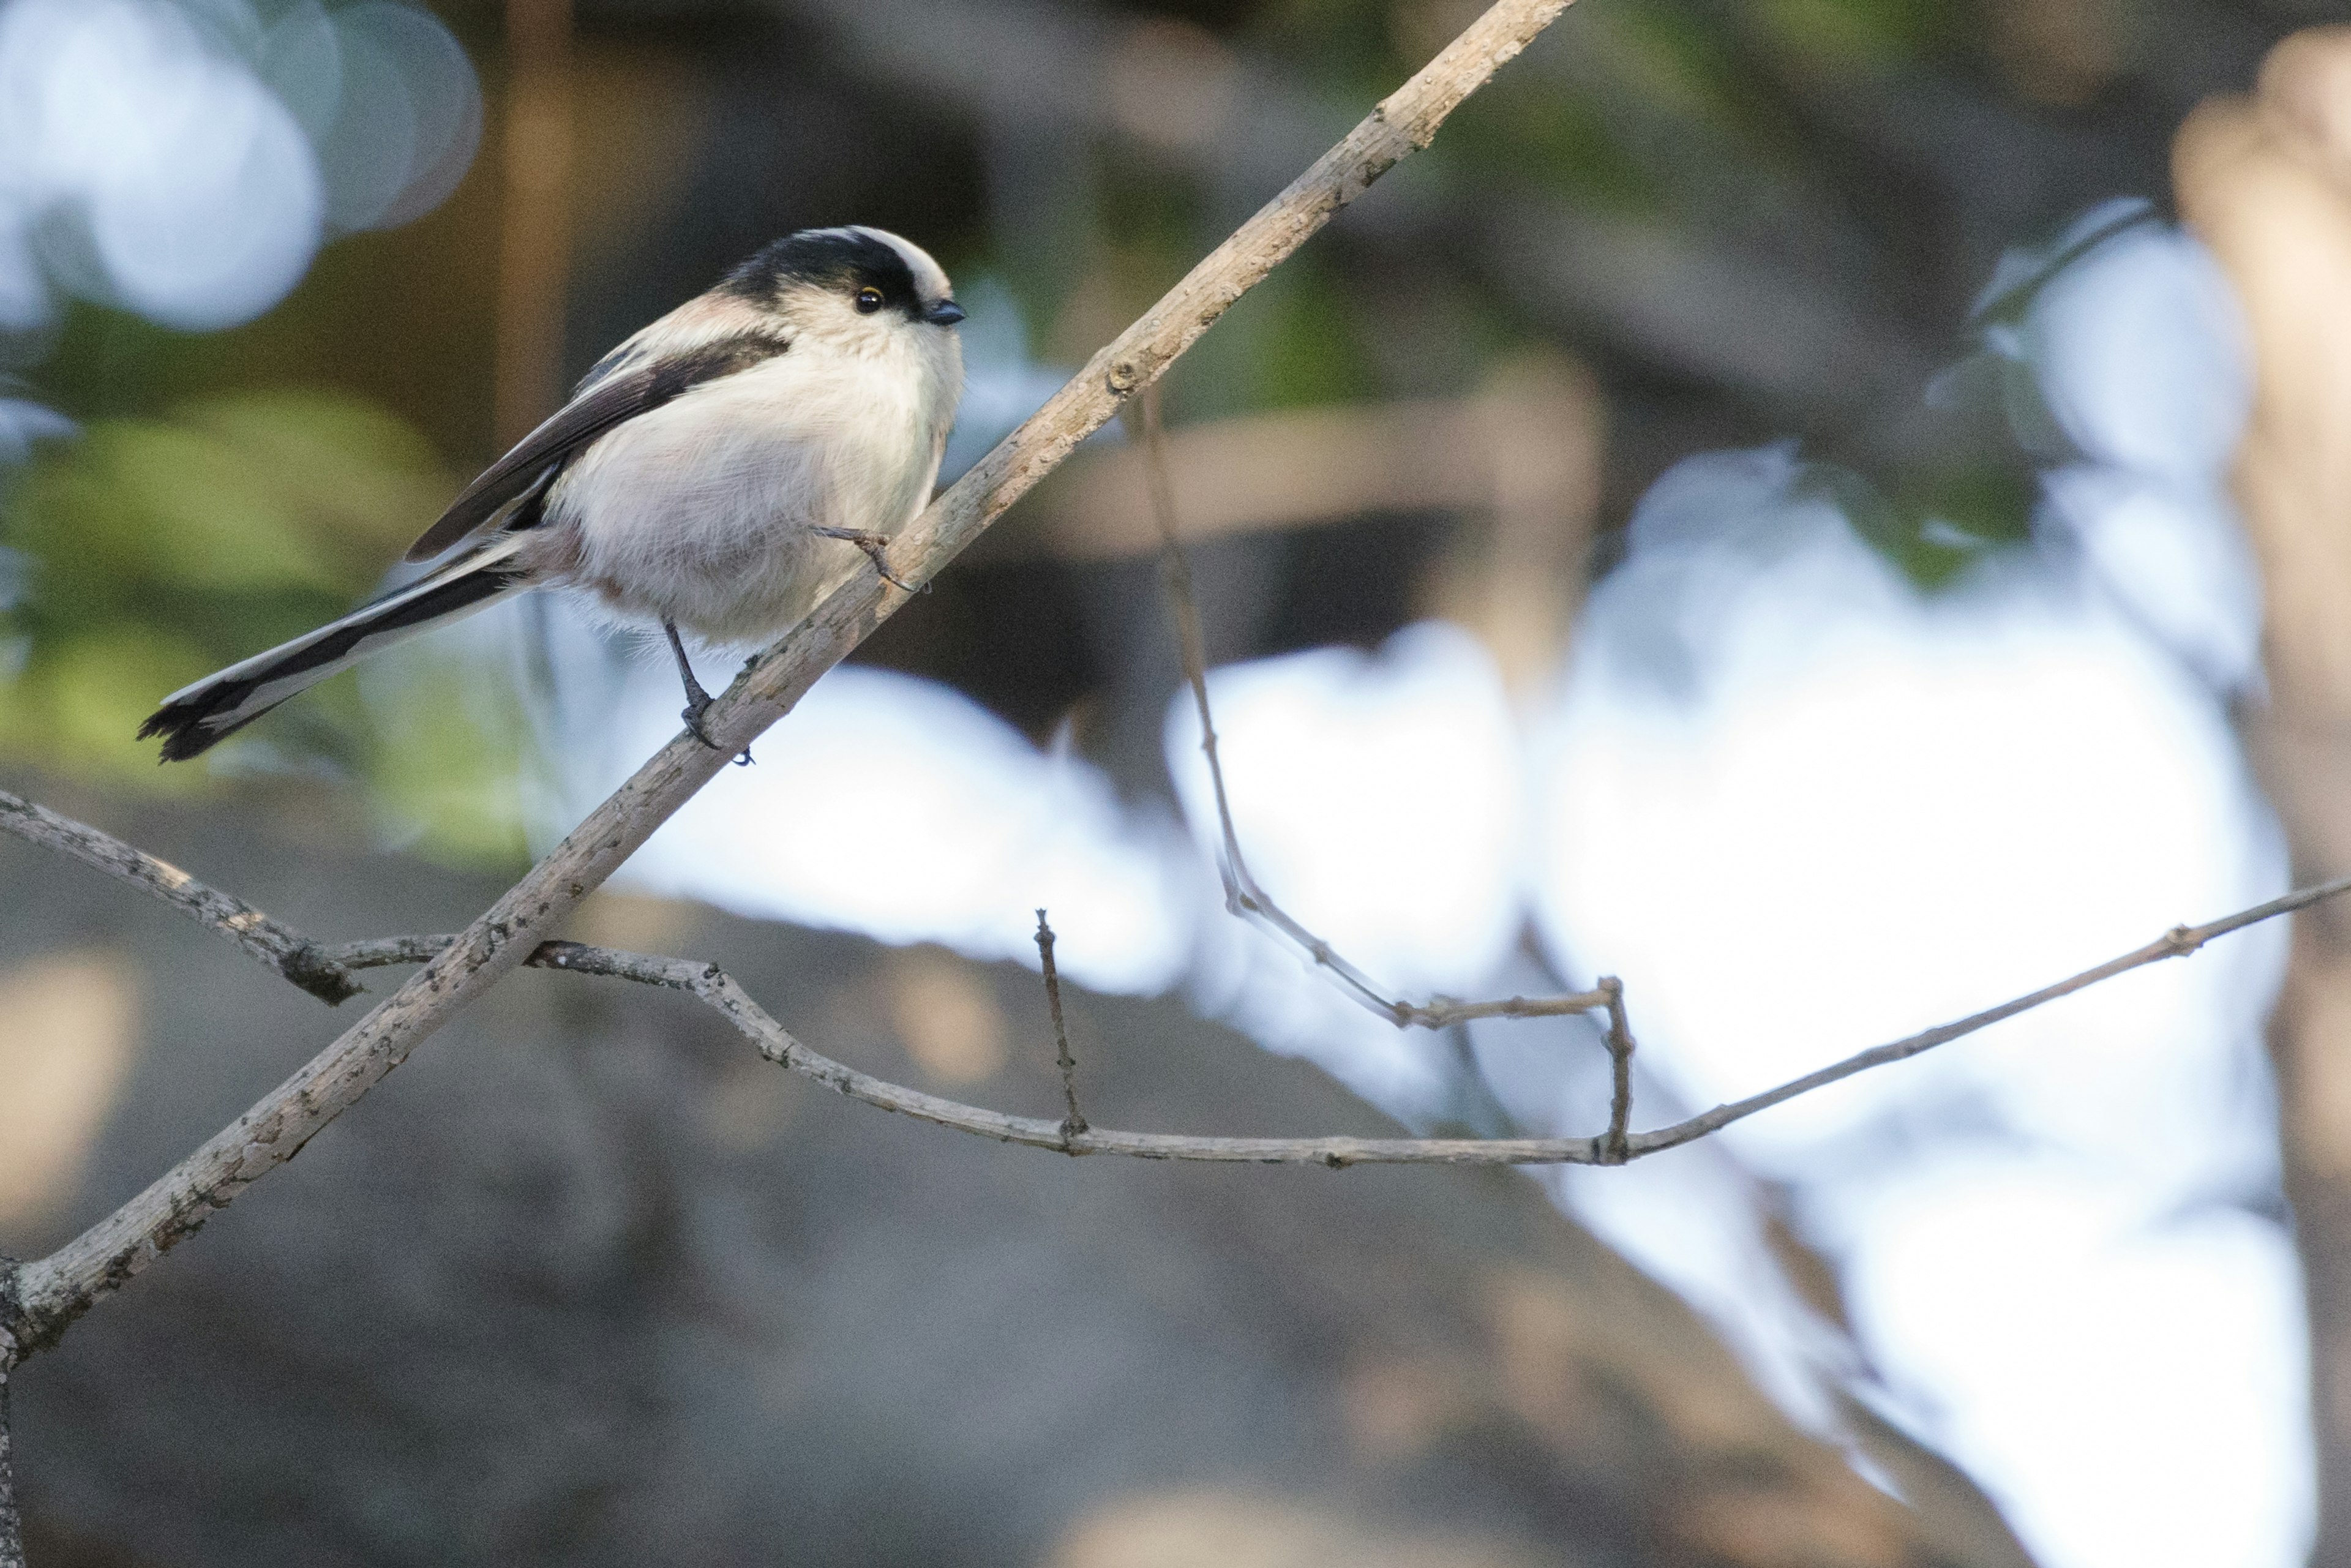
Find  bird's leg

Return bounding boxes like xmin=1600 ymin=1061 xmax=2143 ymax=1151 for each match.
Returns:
xmin=664 ymin=620 xmax=721 ymax=748
xmin=814 ymin=527 xmax=921 ymax=593
xmin=662 ymin=622 xmax=756 ymax=766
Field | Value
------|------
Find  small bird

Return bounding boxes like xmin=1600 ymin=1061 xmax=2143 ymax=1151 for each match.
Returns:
xmin=140 ymin=225 xmax=966 ymax=762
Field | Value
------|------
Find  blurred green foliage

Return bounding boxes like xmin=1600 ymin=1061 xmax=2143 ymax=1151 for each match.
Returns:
xmin=1179 ymin=257 xmax=1384 ymax=416
xmin=1753 ymin=0 xmax=1950 ymax=70
xmin=1804 ymin=458 xmax=2038 ymax=589
xmin=0 ymin=391 xmax=532 ymax=863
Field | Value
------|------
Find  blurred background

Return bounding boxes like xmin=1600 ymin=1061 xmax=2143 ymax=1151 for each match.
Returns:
xmin=2 ymin=0 xmax=2349 ymax=1564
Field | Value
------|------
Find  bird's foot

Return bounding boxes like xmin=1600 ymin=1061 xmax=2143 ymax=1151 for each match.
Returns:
xmin=815 ymin=528 xmax=922 ymax=593
xmin=680 ymin=700 xmax=756 ymax=766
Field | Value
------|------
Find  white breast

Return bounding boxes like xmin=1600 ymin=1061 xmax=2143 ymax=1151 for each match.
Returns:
xmin=544 ymin=333 xmax=956 ymax=645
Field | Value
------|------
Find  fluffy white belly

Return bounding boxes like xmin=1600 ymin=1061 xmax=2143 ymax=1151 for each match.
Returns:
xmin=539 ymin=353 xmax=937 ymax=644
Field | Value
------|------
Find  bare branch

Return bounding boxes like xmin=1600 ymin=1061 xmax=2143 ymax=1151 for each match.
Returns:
xmin=0 ymin=790 xmax=360 ymax=1005
xmin=1127 ymin=384 xmax=1613 ymax=1033
xmin=534 ymin=937 xmax=1608 ymax=1165
xmin=186 ymin=873 xmax=2351 ymax=1182
xmin=626 ymin=878 xmax=2351 ymax=1161
xmin=0 ymin=0 xmax=1577 ymax=1358
xmin=1033 ymin=910 xmax=1087 ymax=1144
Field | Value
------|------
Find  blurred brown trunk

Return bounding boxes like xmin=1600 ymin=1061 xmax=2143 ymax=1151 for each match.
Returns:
xmin=2177 ymin=26 xmax=2351 ymax=1562
xmin=493 ymin=0 xmax=574 ymax=446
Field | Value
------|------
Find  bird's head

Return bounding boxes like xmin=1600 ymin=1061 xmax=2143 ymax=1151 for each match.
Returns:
xmin=724 ymin=226 xmax=964 ymax=350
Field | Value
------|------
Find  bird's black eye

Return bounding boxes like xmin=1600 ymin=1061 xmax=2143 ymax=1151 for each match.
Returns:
xmin=855 ymin=287 xmax=884 ymax=314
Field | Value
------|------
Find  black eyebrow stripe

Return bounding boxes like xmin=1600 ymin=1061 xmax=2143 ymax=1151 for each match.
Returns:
xmin=719 ymin=229 xmax=923 ymax=307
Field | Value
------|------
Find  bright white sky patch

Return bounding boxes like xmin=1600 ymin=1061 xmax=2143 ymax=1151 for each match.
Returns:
xmin=1164 ymin=622 xmax=1525 ymax=1117
xmin=2032 ymin=227 xmax=2262 ymax=690
xmin=1842 ymin=1155 xmax=2311 ymax=1568
xmin=1165 ymin=621 xmax=1523 ymax=998
xmin=2044 ymin=464 xmax=2261 ymax=692
xmin=2031 ymin=225 xmax=2249 ymax=486
xmin=583 ymin=635 xmax=1197 ymax=996
xmin=1524 ymin=404 xmax=2295 ymax=1563
xmin=1532 ymin=506 xmax=2281 ymax=1188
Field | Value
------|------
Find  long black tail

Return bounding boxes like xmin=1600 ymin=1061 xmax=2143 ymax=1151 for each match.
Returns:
xmin=140 ymin=537 xmax=533 ymax=762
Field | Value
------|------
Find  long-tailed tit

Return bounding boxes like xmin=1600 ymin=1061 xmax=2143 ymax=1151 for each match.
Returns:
xmin=140 ymin=225 xmax=966 ymax=762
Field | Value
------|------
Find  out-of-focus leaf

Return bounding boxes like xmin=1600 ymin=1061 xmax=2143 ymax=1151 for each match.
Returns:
xmin=1253 ymin=265 xmax=1378 ymax=410
xmin=22 ymin=424 xmax=352 ymax=595
xmin=364 ymin=639 xmax=534 ymax=868
xmin=1800 ymin=456 xmax=2037 ymax=590
xmin=6 ymin=391 xmax=452 ymax=618
xmin=179 ymin=392 xmax=452 ymax=562
xmin=0 ymin=388 xmax=529 ymax=863
xmin=1753 ymin=0 xmax=1948 ymax=72
xmin=1443 ymin=89 xmax=1659 ymax=214
xmin=2 ymin=626 xmax=215 ymax=782
xmin=1593 ymin=1 xmax=1757 ymax=133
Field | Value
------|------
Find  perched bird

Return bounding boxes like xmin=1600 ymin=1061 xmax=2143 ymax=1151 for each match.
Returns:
xmin=140 ymin=225 xmax=966 ymax=762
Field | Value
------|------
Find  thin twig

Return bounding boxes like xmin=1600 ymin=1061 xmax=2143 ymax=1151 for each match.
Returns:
xmin=613 ymin=876 xmax=2351 ymax=1158
xmin=1624 ymin=876 xmax=2351 ymax=1157
xmin=1127 ymin=384 xmax=1613 ymax=1033
xmin=0 ymin=790 xmax=360 ymax=1005
xmin=0 ymin=0 xmax=1577 ymax=1359
xmin=522 ymin=937 xmax=1606 ymax=1165
xmin=1033 ymin=910 xmax=1087 ymax=1145
xmin=160 ymin=872 xmax=2351 ymax=1180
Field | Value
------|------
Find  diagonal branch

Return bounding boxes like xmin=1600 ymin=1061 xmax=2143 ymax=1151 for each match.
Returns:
xmin=0 ymin=0 xmax=1578 ymax=1359
xmin=1128 ymin=386 xmax=1616 ymax=1032
xmin=0 ymin=790 xmax=361 ymax=1005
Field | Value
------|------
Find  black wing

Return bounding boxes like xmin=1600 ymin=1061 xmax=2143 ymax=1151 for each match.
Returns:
xmin=403 ymin=331 xmax=792 ymax=563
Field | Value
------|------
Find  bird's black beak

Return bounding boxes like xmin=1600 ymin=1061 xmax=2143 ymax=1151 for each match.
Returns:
xmin=924 ymin=299 xmax=966 ymax=326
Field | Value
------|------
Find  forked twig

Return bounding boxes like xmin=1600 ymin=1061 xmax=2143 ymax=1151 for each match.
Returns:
xmin=340 ymin=877 xmax=2351 ymax=1167
xmin=1126 ymin=386 xmax=1615 ymax=1033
